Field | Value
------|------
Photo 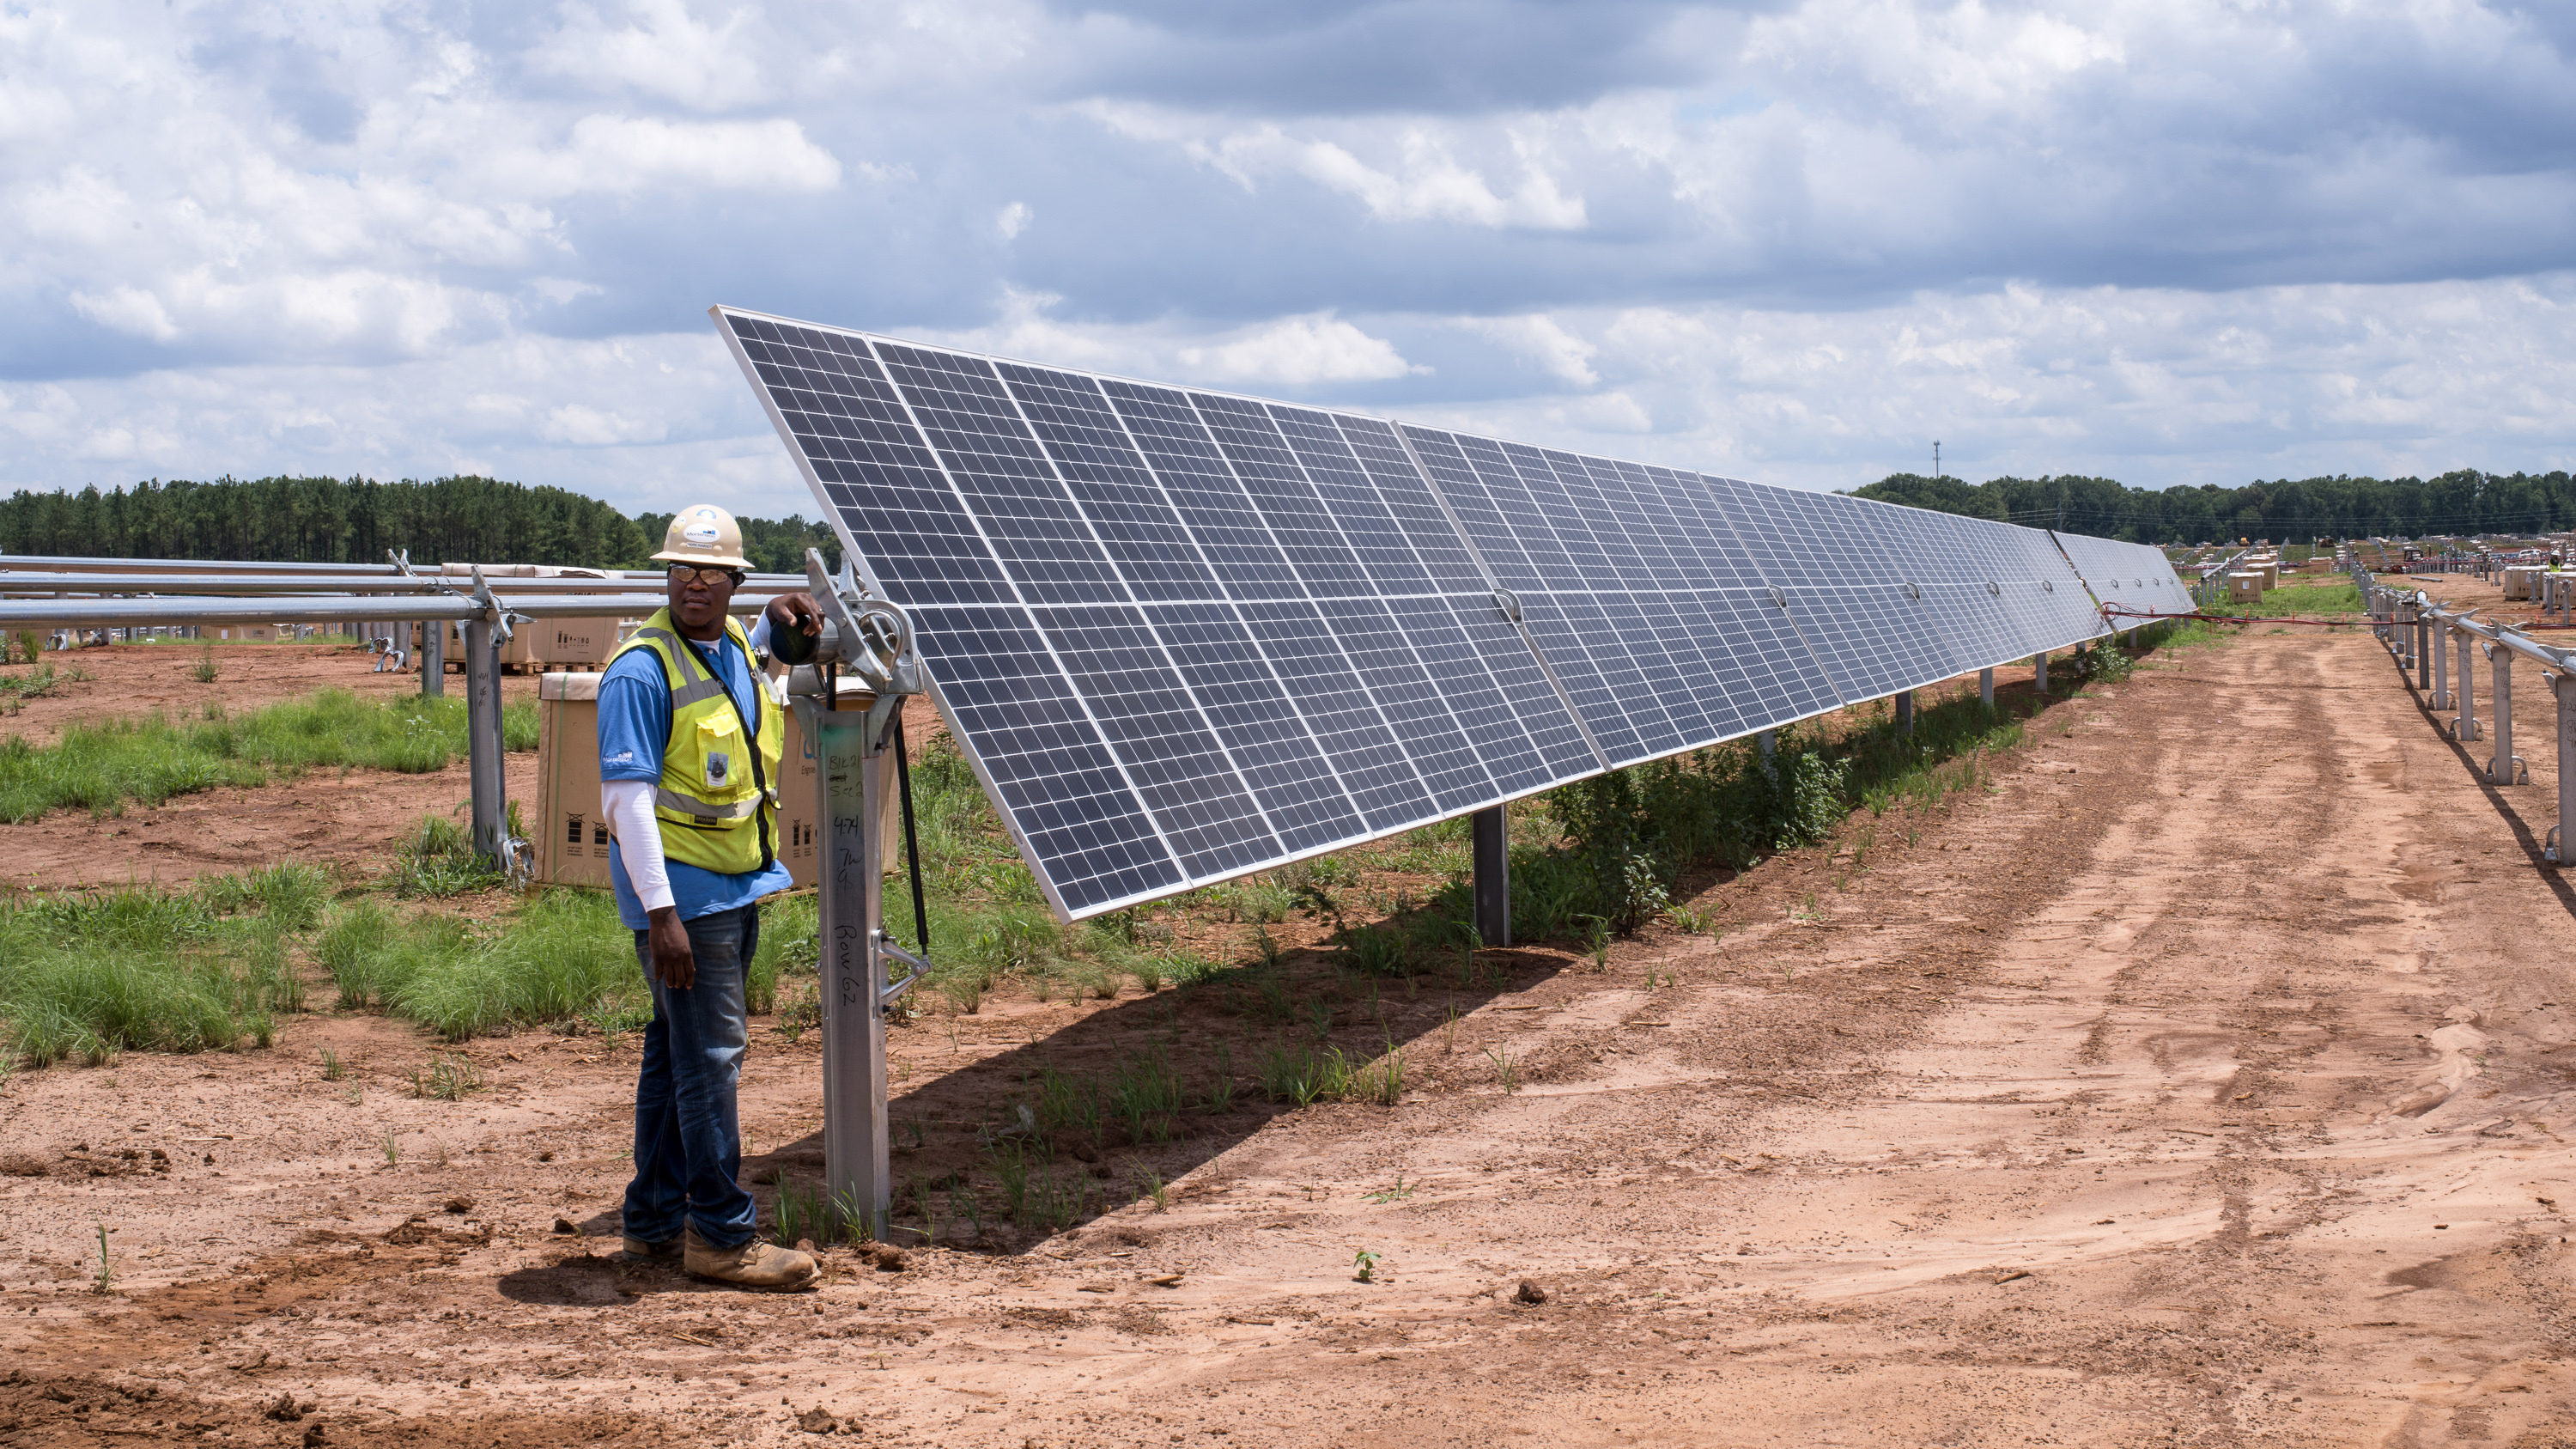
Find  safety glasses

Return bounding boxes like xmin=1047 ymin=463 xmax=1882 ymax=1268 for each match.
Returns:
xmin=667 ymin=564 xmax=744 ymax=588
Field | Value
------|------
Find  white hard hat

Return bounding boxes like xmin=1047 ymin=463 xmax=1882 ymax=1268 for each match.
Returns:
xmin=651 ymin=504 xmax=751 ymax=569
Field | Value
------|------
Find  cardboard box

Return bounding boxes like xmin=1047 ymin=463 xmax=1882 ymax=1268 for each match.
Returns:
xmin=534 ymin=672 xmax=895 ymax=892
xmin=2227 ymin=572 xmax=2263 ymax=603
xmin=504 ymin=617 xmax=628 ymax=670
xmin=212 ymin=624 xmax=285 ymax=642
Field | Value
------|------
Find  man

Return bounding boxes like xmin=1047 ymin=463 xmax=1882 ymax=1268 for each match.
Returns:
xmin=598 ymin=503 xmax=823 ymax=1289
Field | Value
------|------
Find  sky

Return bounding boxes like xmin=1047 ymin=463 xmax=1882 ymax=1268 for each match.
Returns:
xmin=4 ymin=0 xmax=2575 ymax=521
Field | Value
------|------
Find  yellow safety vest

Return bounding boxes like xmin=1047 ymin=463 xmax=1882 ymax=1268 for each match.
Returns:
xmin=609 ymin=609 xmax=782 ymax=876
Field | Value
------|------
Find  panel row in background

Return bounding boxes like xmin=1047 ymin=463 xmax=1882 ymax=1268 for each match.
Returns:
xmin=714 ymin=306 xmax=2179 ymax=919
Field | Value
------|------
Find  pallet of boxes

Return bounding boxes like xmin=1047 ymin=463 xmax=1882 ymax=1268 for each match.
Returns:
xmin=532 ymin=668 xmax=896 ymax=890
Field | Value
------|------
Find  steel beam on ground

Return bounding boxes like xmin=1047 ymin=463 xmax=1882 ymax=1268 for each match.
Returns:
xmin=1472 ymin=804 xmax=1510 ymax=949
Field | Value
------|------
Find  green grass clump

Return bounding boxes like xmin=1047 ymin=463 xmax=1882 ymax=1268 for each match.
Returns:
xmin=2240 ymin=577 xmax=2362 ymax=618
xmin=0 ymin=880 xmax=311 ymax=1066
xmin=0 ymin=688 xmax=540 ymax=824
xmin=318 ymin=890 xmax=645 ymax=1042
xmin=387 ymin=817 xmax=502 ymax=898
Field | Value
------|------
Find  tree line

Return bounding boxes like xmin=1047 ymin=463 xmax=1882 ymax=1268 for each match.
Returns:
xmin=0 ymin=476 xmax=839 ymax=574
xmin=1850 ymin=470 xmax=2576 ymax=544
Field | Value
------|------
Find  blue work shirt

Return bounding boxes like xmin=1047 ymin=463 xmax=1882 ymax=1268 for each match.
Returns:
xmin=598 ymin=616 xmax=794 ymax=928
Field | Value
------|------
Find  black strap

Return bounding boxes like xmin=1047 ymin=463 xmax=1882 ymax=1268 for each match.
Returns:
xmin=893 ymin=715 xmax=930 ymax=957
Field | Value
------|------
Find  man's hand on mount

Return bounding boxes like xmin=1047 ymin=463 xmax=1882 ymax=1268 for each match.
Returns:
xmin=647 ymin=906 xmax=696 ymax=990
xmin=765 ymin=592 xmax=823 ymax=642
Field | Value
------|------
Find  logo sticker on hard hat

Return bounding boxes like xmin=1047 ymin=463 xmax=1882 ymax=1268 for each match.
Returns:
xmin=682 ymin=510 xmax=723 ymax=546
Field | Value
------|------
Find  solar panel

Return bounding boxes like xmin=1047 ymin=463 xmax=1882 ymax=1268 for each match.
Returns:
xmin=719 ymin=308 xmax=1617 ymax=916
xmin=1850 ymin=498 xmax=2026 ymax=673
xmin=716 ymin=304 xmax=2160 ymax=918
xmin=2056 ymin=535 xmax=2192 ymax=622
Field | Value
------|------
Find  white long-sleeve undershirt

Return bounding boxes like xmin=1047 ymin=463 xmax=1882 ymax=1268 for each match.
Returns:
xmin=602 ymin=779 xmax=671 ymax=914
xmin=604 ymin=613 xmax=775 ymax=917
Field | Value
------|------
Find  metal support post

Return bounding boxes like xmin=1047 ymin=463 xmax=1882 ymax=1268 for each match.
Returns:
xmin=2456 ymin=625 xmax=2481 ymax=741
xmin=2415 ymin=612 xmax=2432 ymax=688
xmin=1895 ymin=690 xmax=1914 ymax=734
xmin=803 ymin=691 xmax=896 ymax=1240
xmin=1471 ymin=804 xmax=1510 ymax=949
xmin=1978 ymin=667 xmax=1994 ymax=708
xmin=421 ymin=618 xmax=446 ymax=697
xmin=2433 ymin=617 xmax=2450 ymax=709
xmin=2553 ymin=673 xmax=2576 ymax=864
xmin=2491 ymin=643 xmax=2525 ymax=784
xmin=463 ymin=616 xmax=507 ymax=864
xmin=1757 ymin=728 xmax=1776 ymax=770
xmin=777 ymin=549 xmax=927 ymax=1245
xmin=2035 ymin=651 xmax=2050 ymax=695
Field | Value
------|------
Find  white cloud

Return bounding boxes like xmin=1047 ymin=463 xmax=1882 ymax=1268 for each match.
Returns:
xmin=498 ymin=115 xmax=844 ymax=196
xmin=1091 ymin=104 xmax=1589 ymax=230
xmin=70 ymin=285 xmax=179 ymax=342
xmin=1177 ymin=314 xmax=1420 ymax=385
xmin=1467 ymin=314 xmax=1600 ymax=387
xmin=5 ymin=0 xmax=2576 ymax=523
xmin=529 ymin=0 xmax=778 ymax=111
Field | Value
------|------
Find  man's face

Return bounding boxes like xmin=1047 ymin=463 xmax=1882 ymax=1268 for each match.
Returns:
xmin=666 ymin=563 xmax=738 ymax=635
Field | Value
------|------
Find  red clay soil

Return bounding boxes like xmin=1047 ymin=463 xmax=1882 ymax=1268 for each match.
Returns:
xmin=0 ymin=642 xmax=543 ymax=892
xmin=0 ymin=641 xmax=539 ymax=748
xmin=5 ymin=627 xmax=2576 ymax=1446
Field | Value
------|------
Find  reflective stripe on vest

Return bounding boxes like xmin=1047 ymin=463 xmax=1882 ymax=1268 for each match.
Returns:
xmin=607 ymin=608 xmax=781 ymax=875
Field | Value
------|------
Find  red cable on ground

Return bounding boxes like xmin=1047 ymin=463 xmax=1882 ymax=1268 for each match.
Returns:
xmin=2098 ymin=606 xmax=2360 ymax=628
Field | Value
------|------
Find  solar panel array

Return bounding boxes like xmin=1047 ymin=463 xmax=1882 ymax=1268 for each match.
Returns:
xmin=2048 ymin=529 xmax=2190 ymax=624
xmin=714 ymin=306 xmax=2184 ymax=921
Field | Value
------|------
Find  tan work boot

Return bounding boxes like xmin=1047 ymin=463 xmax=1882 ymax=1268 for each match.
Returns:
xmin=683 ymin=1227 xmax=818 ymax=1290
xmin=620 ymin=1234 xmax=682 ymax=1265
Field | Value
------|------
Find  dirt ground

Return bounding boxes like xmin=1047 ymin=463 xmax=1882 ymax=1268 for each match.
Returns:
xmin=8 ymin=618 xmax=2576 ymax=1447
xmin=0 ymin=642 xmax=540 ymax=748
xmin=0 ymin=642 xmax=541 ymax=891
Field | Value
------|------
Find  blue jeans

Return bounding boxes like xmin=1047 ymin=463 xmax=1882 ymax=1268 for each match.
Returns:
xmin=623 ymin=902 xmax=761 ymax=1250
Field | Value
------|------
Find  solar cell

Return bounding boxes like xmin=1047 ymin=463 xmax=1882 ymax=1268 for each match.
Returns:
xmin=716 ymin=303 xmax=2157 ymax=918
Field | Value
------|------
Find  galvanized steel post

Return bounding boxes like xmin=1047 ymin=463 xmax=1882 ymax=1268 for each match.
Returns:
xmin=1895 ymin=690 xmax=1914 ymax=734
xmin=2491 ymin=642 xmax=2524 ymax=784
xmin=463 ymin=616 xmax=507 ymax=864
xmin=1471 ymin=804 xmax=1510 ymax=949
xmin=2035 ymin=651 xmax=2050 ymax=695
xmin=801 ymin=690 xmax=894 ymax=1240
xmin=421 ymin=618 xmax=445 ymax=697
xmin=2555 ymin=673 xmax=2576 ymax=865
xmin=2433 ymin=614 xmax=2451 ymax=709
xmin=2456 ymin=624 xmax=2480 ymax=741
xmin=1978 ymin=667 xmax=1995 ymax=707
